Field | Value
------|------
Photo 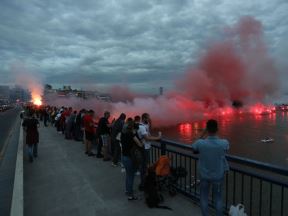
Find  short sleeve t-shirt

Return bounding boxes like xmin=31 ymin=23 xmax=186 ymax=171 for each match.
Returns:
xmin=192 ymin=136 xmax=229 ymax=180
xmin=137 ymin=123 xmax=151 ymax=150
xmin=83 ymin=115 xmax=94 ymax=133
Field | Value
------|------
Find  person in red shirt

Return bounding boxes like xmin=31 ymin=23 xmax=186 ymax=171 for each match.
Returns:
xmin=83 ymin=110 xmax=96 ymax=156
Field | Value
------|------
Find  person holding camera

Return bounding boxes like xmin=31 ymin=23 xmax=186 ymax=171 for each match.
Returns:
xmin=192 ymin=119 xmax=229 ymax=216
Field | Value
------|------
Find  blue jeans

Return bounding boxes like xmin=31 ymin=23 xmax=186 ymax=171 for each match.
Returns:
xmin=122 ymin=156 xmax=136 ymax=196
xmin=200 ymin=178 xmax=223 ymax=216
xmin=27 ymin=143 xmax=38 ymax=158
xmin=140 ymin=149 xmax=150 ymax=186
xmin=112 ymin=139 xmax=121 ymax=164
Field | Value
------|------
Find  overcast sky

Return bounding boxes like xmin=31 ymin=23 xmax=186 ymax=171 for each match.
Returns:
xmin=0 ymin=0 xmax=287 ymax=93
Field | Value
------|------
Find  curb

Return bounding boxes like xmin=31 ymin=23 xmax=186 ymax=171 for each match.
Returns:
xmin=10 ymin=120 xmax=23 ymax=216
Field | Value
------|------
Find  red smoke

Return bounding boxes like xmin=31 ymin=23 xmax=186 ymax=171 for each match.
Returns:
xmin=45 ymin=16 xmax=279 ymax=127
xmin=176 ymin=16 xmax=278 ymax=108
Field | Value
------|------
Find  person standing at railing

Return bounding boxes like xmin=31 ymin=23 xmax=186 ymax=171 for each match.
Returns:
xmin=137 ymin=113 xmax=162 ymax=190
xmin=192 ymin=119 xmax=229 ymax=216
xmin=83 ymin=110 xmax=96 ymax=156
xmin=111 ymin=113 xmax=126 ymax=166
xmin=121 ymin=120 xmax=143 ymax=200
xmin=96 ymin=111 xmax=112 ymax=160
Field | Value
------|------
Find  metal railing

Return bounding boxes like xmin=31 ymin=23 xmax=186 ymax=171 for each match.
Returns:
xmin=150 ymin=139 xmax=288 ymax=216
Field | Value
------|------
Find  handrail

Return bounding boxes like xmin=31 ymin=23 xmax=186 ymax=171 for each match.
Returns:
xmin=157 ymin=138 xmax=288 ymax=176
xmin=226 ymin=155 xmax=288 ymax=176
xmin=230 ymin=166 xmax=288 ymax=187
xmin=152 ymin=138 xmax=288 ymax=215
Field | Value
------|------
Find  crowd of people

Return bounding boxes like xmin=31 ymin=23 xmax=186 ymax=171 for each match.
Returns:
xmin=22 ymin=104 xmax=230 ymax=215
xmin=22 ymin=104 xmax=162 ymax=200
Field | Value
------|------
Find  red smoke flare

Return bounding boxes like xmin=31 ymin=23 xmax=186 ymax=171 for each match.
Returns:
xmin=45 ymin=16 xmax=280 ymax=127
xmin=176 ymin=16 xmax=278 ymax=109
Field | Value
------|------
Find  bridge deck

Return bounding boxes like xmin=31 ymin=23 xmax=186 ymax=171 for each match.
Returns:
xmin=24 ymin=123 xmax=201 ymax=216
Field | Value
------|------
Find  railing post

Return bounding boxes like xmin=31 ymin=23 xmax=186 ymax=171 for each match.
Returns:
xmin=160 ymin=140 xmax=166 ymax=155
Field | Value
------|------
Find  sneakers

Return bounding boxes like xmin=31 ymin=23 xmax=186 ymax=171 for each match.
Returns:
xmin=111 ymin=162 xmax=121 ymax=167
xmin=111 ymin=162 xmax=118 ymax=167
xmin=128 ymin=196 xmax=138 ymax=201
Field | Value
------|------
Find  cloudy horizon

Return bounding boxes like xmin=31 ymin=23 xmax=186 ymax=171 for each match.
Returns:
xmin=0 ymin=0 xmax=287 ymax=94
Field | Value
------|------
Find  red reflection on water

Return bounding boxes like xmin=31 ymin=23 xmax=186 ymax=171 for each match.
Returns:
xmin=254 ymin=114 xmax=263 ymax=121
xmin=249 ymin=103 xmax=275 ymax=115
xmin=268 ymin=113 xmax=276 ymax=121
xmin=178 ymin=123 xmax=193 ymax=138
xmin=218 ymin=107 xmax=234 ymax=116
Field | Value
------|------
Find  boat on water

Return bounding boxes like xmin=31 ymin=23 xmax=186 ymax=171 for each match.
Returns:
xmin=261 ymin=138 xmax=274 ymax=143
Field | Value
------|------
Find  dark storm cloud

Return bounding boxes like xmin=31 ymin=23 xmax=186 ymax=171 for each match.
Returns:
xmin=47 ymin=70 xmax=174 ymax=84
xmin=0 ymin=0 xmax=287 ymax=92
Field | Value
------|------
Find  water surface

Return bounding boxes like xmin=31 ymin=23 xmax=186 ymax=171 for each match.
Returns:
xmin=157 ymin=112 xmax=288 ymax=168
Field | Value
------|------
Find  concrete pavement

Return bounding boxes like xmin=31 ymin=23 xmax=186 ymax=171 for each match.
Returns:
xmin=0 ymin=108 xmax=21 ymax=159
xmin=0 ymin=111 xmax=21 ymax=216
xmin=24 ymin=123 xmax=202 ymax=216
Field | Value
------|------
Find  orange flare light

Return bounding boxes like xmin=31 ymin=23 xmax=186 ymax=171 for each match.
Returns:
xmin=32 ymin=98 xmax=42 ymax=106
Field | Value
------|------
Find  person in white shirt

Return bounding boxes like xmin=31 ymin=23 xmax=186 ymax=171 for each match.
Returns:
xmin=137 ymin=113 xmax=161 ymax=190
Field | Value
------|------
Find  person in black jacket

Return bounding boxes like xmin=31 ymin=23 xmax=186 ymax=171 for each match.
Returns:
xmin=22 ymin=111 xmax=40 ymax=163
xmin=74 ymin=109 xmax=85 ymax=141
xmin=111 ymin=113 xmax=126 ymax=166
xmin=121 ymin=120 xmax=143 ymax=200
xmin=96 ymin=111 xmax=112 ymax=159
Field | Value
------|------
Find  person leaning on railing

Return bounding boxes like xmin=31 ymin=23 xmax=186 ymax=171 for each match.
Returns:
xmin=191 ymin=119 xmax=229 ymax=216
xmin=137 ymin=113 xmax=162 ymax=190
